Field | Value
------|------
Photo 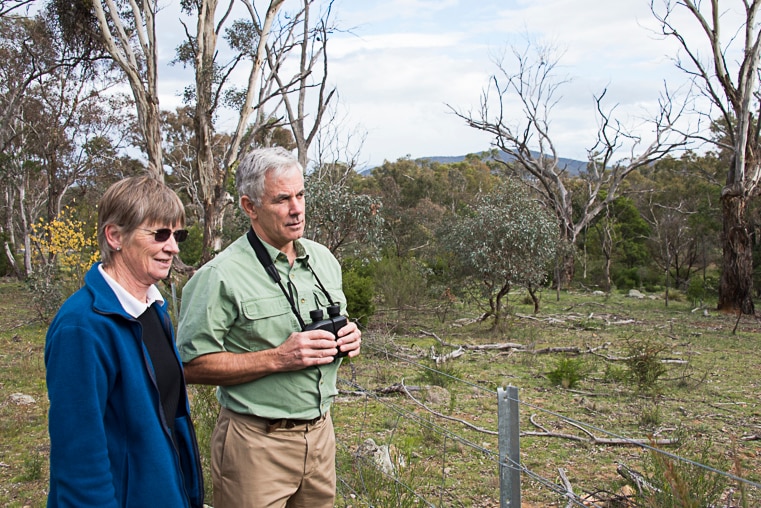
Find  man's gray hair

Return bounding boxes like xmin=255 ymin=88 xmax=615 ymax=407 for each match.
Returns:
xmin=236 ymin=147 xmax=304 ymax=207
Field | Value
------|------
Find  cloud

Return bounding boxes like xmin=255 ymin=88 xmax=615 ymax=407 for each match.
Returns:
xmin=151 ymin=0 xmax=734 ymax=166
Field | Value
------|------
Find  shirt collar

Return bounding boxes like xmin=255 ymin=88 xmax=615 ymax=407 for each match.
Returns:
xmin=261 ymin=237 xmax=308 ymax=262
xmin=98 ymin=264 xmax=164 ymax=318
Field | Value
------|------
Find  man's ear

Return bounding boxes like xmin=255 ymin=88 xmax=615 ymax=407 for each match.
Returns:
xmin=241 ymin=195 xmax=258 ymax=220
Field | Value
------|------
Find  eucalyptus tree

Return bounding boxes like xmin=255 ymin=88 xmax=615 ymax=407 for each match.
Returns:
xmin=176 ymin=0 xmax=338 ymax=261
xmin=0 ymin=13 xmax=84 ymax=153
xmin=266 ymin=0 xmax=336 ymax=169
xmin=443 ymin=179 xmax=558 ymax=328
xmin=651 ymin=0 xmax=761 ymax=314
xmin=451 ymin=41 xmax=687 ymax=290
xmin=0 ymin=0 xmax=34 ymax=16
xmin=1 ymin=12 xmax=130 ymax=276
xmin=582 ymin=196 xmax=651 ymax=292
xmin=24 ymin=67 xmax=133 ymax=222
xmin=633 ymin=153 xmax=722 ymax=298
xmin=304 ymin=165 xmax=384 ymax=259
xmin=49 ymin=0 xmax=165 ymax=179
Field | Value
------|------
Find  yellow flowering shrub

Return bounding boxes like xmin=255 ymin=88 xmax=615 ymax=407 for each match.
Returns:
xmin=30 ymin=206 xmax=99 ymax=288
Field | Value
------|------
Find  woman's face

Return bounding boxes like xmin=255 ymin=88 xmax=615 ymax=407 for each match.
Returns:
xmin=117 ymin=222 xmax=182 ymax=287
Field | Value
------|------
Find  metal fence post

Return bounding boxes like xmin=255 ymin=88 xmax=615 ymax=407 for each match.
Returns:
xmin=498 ymin=386 xmax=521 ymax=508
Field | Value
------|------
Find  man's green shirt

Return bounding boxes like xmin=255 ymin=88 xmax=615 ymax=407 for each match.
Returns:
xmin=176 ymin=233 xmax=346 ymax=420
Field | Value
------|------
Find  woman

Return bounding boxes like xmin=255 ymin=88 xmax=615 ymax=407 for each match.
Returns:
xmin=45 ymin=176 xmax=204 ymax=508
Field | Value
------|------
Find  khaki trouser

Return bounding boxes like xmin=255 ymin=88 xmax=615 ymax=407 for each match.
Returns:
xmin=211 ymin=407 xmax=336 ymax=508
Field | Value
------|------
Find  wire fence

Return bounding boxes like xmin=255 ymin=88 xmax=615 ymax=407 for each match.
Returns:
xmin=331 ymin=339 xmax=761 ymax=507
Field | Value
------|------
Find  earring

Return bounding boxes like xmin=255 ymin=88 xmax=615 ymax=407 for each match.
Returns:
xmin=116 ymin=246 xmax=122 ymax=251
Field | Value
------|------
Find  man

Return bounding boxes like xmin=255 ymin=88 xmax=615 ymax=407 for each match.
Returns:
xmin=177 ymin=146 xmax=361 ymax=508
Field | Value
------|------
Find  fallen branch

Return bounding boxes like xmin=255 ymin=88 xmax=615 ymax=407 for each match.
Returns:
xmin=399 ymin=380 xmax=498 ymax=436
xmin=526 ymin=414 xmax=678 ymax=447
xmin=375 ymin=382 xmax=421 ymax=395
xmin=419 ymin=330 xmax=457 ymax=347
xmin=532 ymin=342 xmax=611 ymax=355
xmin=419 ymin=330 xmax=524 ymax=351
xmin=419 ymin=329 xmax=616 ymax=356
xmin=617 ymin=463 xmax=661 ymax=494
xmin=558 ymin=467 xmax=577 ymax=508
xmin=465 ymin=343 xmax=524 ymax=351
xmin=430 ymin=345 xmax=464 ymax=364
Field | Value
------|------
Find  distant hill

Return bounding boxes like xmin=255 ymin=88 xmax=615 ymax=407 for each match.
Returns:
xmin=360 ymin=150 xmax=587 ymax=176
xmin=419 ymin=150 xmax=587 ymax=175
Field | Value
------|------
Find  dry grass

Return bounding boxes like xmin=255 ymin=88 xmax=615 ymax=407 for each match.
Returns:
xmin=2 ymin=280 xmax=760 ymax=507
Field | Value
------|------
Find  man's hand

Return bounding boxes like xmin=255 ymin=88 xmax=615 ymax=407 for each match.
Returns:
xmin=275 ymin=329 xmax=342 ymax=369
xmin=335 ymin=321 xmax=362 ymax=358
xmin=183 ymin=324 xmax=361 ymax=386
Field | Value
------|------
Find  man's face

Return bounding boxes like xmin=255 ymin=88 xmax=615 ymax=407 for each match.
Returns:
xmin=246 ymin=167 xmax=306 ymax=251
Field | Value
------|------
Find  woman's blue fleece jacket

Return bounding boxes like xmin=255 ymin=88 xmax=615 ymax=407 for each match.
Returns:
xmin=45 ymin=263 xmax=204 ymax=507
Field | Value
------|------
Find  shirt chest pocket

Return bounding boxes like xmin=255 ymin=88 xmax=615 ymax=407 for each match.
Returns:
xmin=240 ymin=296 xmax=296 ymax=350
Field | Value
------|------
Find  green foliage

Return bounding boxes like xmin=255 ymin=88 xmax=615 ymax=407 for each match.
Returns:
xmin=178 ymin=223 xmax=204 ymax=267
xmin=27 ymin=263 xmax=64 ymax=323
xmin=373 ymin=253 xmax=428 ymax=325
xmin=442 ymin=179 xmax=557 ymax=325
xmin=685 ymin=274 xmax=718 ymax=306
xmin=611 ymin=197 xmax=652 ymax=268
xmin=304 ymin=174 xmax=384 ymax=258
xmin=358 ymin=156 xmax=500 ymax=258
xmin=14 ymin=452 xmax=44 ymax=482
xmin=417 ymin=357 xmax=460 ymax=389
xmin=336 ymin=444 xmax=424 ymax=508
xmin=342 ymin=257 xmax=376 ymax=327
xmin=602 ymin=363 xmax=628 ymax=384
xmin=639 ymin=438 xmax=728 ymax=508
xmin=445 ymin=179 xmax=557 ymax=287
xmin=624 ymin=337 xmax=668 ymax=392
xmin=612 ymin=267 xmax=642 ymax=290
xmin=546 ymin=357 xmax=586 ymax=389
xmin=187 ymin=385 xmax=219 ymax=504
xmin=637 ymin=400 xmax=662 ymax=427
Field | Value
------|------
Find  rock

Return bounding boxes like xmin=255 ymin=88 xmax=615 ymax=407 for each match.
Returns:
xmin=423 ymin=385 xmax=450 ymax=406
xmin=9 ymin=393 xmax=35 ymax=405
xmin=627 ymin=289 xmax=645 ymax=299
xmin=355 ymin=438 xmax=395 ymax=475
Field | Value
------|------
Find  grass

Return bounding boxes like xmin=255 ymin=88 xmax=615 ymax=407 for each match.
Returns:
xmin=0 ymin=280 xmax=49 ymax=507
xmin=2 ymin=280 xmax=761 ymax=506
xmin=330 ymin=289 xmax=761 ymax=506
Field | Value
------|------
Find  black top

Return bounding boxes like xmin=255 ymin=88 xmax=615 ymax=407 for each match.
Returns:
xmin=137 ymin=304 xmax=182 ymax=439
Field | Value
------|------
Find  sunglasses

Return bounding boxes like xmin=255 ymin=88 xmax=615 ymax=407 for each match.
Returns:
xmin=139 ymin=228 xmax=189 ymax=243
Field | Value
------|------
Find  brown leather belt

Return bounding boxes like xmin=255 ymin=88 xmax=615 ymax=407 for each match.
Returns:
xmin=266 ymin=413 xmax=325 ymax=433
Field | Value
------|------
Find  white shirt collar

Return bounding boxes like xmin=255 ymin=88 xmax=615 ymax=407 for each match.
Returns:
xmin=98 ymin=264 xmax=165 ymax=318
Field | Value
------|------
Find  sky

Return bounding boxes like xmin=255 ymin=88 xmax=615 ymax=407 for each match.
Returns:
xmin=157 ymin=0 xmax=741 ymax=168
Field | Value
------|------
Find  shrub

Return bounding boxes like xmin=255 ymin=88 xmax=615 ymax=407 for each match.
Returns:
xmin=30 ymin=207 xmax=99 ymax=287
xmin=177 ymin=223 xmax=204 ymax=267
xmin=418 ymin=356 xmax=460 ymax=389
xmin=624 ymin=337 xmax=668 ymax=392
xmin=373 ymin=253 xmax=428 ymax=324
xmin=28 ymin=208 xmax=98 ymax=321
xmin=685 ymin=275 xmax=718 ymax=306
xmin=342 ymin=257 xmax=376 ymax=327
xmin=546 ymin=357 xmax=586 ymax=389
xmin=639 ymin=438 xmax=728 ymax=508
